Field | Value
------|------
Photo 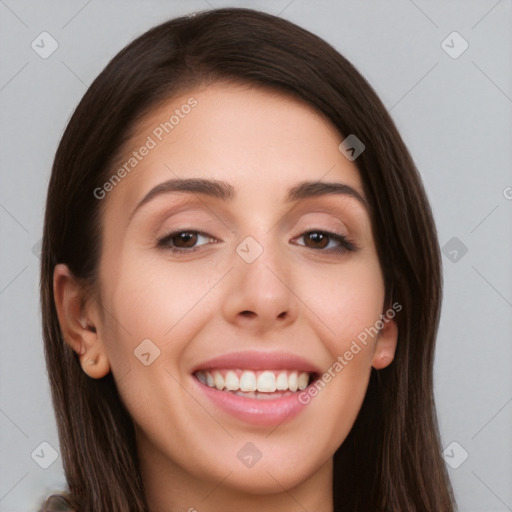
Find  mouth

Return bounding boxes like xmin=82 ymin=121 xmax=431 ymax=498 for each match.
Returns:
xmin=191 ymin=351 xmax=321 ymax=426
xmin=194 ymin=369 xmax=316 ymax=399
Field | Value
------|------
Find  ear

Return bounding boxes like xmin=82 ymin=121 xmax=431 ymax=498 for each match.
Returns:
xmin=53 ymin=263 xmax=110 ymax=379
xmin=371 ymin=314 xmax=398 ymax=370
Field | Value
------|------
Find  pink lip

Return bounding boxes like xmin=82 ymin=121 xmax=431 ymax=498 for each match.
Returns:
xmin=192 ymin=377 xmax=310 ymax=426
xmin=190 ymin=351 xmax=320 ymax=426
xmin=191 ymin=350 xmax=322 ymax=373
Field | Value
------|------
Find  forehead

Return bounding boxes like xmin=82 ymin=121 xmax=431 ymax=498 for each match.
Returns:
xmin=101 ymin=82 xmax=365 ymax=219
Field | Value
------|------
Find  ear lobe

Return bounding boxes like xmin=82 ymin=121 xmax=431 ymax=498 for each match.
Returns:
xmin=53 ymin=263 xmax=110 ymax=378
xmin=79 ymin=350 xmax=110 ymax=379
xmin=371 ymin=316 xmax=398 ymax=370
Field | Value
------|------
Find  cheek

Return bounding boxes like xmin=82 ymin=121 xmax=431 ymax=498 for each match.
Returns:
xmin=298 ymin=255 xmax=385 ymax=356
xmin=97 ymin=249 xmax=228 ymax=379
xmin=284 ymin=255 xmax=384 ymax=438
xmin=102 ymin=248 xmax=223 ymax=334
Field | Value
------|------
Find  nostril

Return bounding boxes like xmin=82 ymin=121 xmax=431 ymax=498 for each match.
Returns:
xmin=240 ymin=310 xmax=256 ymax=318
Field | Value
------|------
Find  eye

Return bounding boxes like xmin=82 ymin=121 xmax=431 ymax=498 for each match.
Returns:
xmin=293 ymin=230 xmax=356 ymax=253
xmin=157 ymin=230 xmax=217 ymax=253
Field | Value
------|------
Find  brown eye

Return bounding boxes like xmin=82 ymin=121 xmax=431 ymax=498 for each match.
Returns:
xmin=304 ymin=232 xmax=329 ymax=249
xmin=157 ymin=230 xmax=214 ymax=253
xmin=172 ymin=232 xmax=198 ymax=248
xmin=294 ymin=230 xmax=356 ymax=253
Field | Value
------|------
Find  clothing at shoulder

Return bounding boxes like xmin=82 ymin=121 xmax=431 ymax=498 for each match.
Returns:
xmin=39 ymin=493 xmax=78 ymax=512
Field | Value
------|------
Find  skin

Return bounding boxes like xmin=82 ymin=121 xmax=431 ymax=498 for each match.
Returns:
xmin=54 ymin=83 xmax=398 ymax=512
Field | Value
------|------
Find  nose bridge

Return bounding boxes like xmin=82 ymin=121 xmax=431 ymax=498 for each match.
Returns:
xmin=222 ymin=231 xmax=298 ymax=330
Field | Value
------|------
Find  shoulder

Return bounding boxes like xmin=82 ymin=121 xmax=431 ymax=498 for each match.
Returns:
xmin=39 ymin=493 xmax=78 ymax=512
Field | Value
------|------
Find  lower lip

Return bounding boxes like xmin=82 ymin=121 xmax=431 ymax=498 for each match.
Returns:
xmin=192 ymin=376 xmax=309 ymax=426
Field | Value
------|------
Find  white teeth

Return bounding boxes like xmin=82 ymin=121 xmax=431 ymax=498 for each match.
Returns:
xmin=197 ymin=369 xmax=311 ymax=394
xmin=224 ymin=371 xmax=239 ymax=391
xmin=298 ymin=372 xmax=309 ymax=390
xmin=239 ymin=371 xmax=257 ymax=392
xmin=276 ymin=371 xmax=288 ymax=391
xmin=213 ymin=371 xmax=224 ymax=390
xmin=288 ymin=371 xmax=298 ymax=392
xmin=257 ymin=371 xmax=276 ymax=392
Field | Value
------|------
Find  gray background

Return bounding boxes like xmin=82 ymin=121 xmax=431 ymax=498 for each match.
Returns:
xmin=1 ymin=1 xmax=511 ymax=510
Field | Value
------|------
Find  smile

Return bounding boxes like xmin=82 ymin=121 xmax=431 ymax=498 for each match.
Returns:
xmin=191 ymin=351 xmax=321 ymax=426
xmin=195 ymin=369 xmax=312 ymax=397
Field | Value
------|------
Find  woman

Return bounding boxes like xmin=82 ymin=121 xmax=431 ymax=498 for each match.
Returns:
xmin=40 ymin=7 xmax=455 ymax=511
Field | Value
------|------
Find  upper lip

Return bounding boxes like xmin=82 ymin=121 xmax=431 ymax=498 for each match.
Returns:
xmin=191 ymin=350 xmax=322 ymax=374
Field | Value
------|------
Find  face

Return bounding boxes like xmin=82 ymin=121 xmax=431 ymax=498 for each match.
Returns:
xmin=57 ymin=83 xmax=397 ymax=507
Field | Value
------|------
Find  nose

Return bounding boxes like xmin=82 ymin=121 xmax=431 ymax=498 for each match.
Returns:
xmin=221 ymin=237 xmax=299 ymax=334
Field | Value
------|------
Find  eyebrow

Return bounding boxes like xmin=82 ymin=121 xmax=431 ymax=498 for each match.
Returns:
xmin=129 ymin=177 xmax=368 ymax=220
xmin=287 ymin=180 xmax=367 ymax=208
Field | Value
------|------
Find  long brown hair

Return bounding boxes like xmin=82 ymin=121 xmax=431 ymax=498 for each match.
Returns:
xmin=40 ymin=7 xmax=455 ymax=511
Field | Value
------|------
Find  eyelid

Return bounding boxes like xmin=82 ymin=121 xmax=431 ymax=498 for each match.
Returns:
xmin=142 ymin=201 xmax=234 ymax=237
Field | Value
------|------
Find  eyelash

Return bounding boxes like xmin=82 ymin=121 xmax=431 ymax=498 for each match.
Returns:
xmin=156 ymin=229 xmax=357 ymax=254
